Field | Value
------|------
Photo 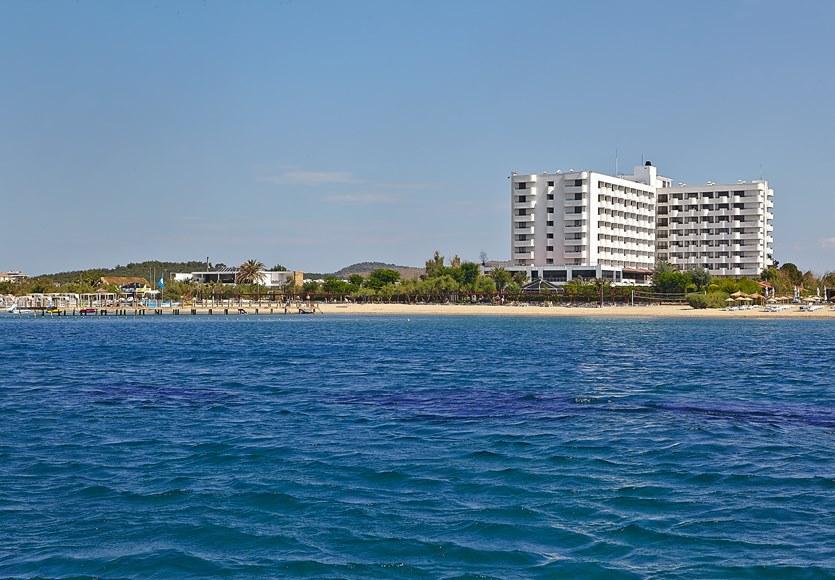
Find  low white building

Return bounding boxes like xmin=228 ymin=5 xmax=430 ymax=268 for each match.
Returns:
xmin=0 ymin=271 xmax=27 ymax=283
xmin=655 ymin=180 xmax=774 ymax=277
xmin=173 ymin=269 xmax=302 ymax=288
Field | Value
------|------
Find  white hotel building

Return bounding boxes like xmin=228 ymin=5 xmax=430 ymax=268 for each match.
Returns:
xmin=509 ymin=162 xmax=774 ymax=283
xmin=655 ymin=181 xmax=774 ymax=277
xmin=510 ymin=163 xmax=668 ymax=284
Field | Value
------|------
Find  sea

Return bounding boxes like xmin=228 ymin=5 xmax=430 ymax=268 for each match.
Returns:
xmin=1 ymin=315 xmax=833 ymax=578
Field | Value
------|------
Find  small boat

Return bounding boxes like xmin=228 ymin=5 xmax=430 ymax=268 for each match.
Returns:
xmin=5 ymin=305 xmax=34 ymax=315
xmin=46 ymin=308 xmax=61 ymax=315
xmin=80 ymin=308 xmax=97 ymax=315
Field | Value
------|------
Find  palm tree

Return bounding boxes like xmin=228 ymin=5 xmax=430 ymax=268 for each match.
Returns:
xmin=236 ymin=259 xmax=265 ymax=285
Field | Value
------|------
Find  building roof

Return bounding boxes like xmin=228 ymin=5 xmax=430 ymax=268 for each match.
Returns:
xmin=99 ymin=276 xmax=151 ymax=287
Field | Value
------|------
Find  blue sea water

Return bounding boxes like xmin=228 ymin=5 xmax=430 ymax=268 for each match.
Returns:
xmin=1 ymin=315 xmax=834 ymax=578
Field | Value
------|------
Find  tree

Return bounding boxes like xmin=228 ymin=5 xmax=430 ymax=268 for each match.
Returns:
xmin=425 ymin=251 xmax=445 ymax=278
xmin=366 ymin=268 xmax=400 ymax=290
xmin=450 ymin=255 xmax=461 ymax=268
xmin=237 ymin=259 xmax=265 ymax=285
xmin=269 ymin=264 xmax=287 ymax=272
xmin=322 ymin=276 xmax=353 ymax=294
xmin=302 ymin=280 xmax=320 ymax=293
xmin=490 ymin=267 xmax=512 ymax=292
xmin=653 ymin=270 xmax=691 ymax=294
xmin=654 ymin=261 xmax=676 ymax=274
xmin=459 ymin=262 xmax=480 ymax=289
xmin=801 ymin=270 xmax=819 ymax=292
xmin=779 ymin=263 xmax=803 ymax=286
xmin=688 ymin=267 xmax=711 ymax=291
xmin=479 ymin=251 xmax=488 ymax=265
xmin=474 ymin=276 xmax=496 ymax=294
xmin=430 ymin=274 xmax=459 ymax=294
xmin=348 ymin=274 xmax=365 ymax=289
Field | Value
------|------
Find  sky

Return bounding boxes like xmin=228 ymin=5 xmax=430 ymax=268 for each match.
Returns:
xmin=1 ymin=0 xmax=834 ymax=275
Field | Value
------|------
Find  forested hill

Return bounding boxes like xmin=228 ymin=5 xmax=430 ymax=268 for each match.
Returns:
xmin=43 ymin=261 xmax=208 ymax=283
xmin=306 ymin=262 xmax=423 ymax=280
xmin=41 ymin=260 xmax=424 ymax=283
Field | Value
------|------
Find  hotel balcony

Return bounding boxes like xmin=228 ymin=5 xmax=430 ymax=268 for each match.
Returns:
xmin=513 ymin=200 xmax=536 ymax=210
xmin=513 ymin=225 xmax=535 ymax=234
xmin=513 ymin=250 xmax=535 ymax=260
xmin=564 ymin=184 xmax=589 ymax=194
xmin=564 ymin=224 xmax=588 ymax=234
xmin=564 ymin=251 xmax=588 ymax=260
xmin=564 ymin=201 xmax=587 ymax=211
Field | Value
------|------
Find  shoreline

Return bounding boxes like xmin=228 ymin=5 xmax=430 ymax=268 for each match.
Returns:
xmin=8 ymin=303 xmax=835 ymax=319
xmin=317 ymin=303 xmax=835 ymax=319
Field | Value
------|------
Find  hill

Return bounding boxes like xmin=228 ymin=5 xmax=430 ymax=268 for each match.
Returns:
xmin=307 ymin=262 xmax=423 ymax=280
xmin=43 ymin=260 xmax=209 ymax=283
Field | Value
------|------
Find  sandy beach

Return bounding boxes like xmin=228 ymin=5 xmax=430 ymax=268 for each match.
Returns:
xmin=20 ymin=303 xmax=835 ymax=319
xmin=315 ymin=302 xmax=835 ymax=319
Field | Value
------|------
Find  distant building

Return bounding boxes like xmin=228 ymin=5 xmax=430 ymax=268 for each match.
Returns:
xmin=0 ymin=271 xmax=28 ymax=283
xmin=98 ymin=276 xmax=154 ymax=295
xmin=173 ymin=269 xmax=304 ymax=288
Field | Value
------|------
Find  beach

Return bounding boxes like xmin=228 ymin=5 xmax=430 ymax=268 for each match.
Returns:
xmin=316 ymin=302 xmax=835 ymax=319
xmin=18 ymin=303 xmax=835 ymax=319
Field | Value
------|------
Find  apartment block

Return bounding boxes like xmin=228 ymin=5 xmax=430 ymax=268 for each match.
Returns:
xmin=655 ymin=181 xmax=774 ymax=277
xmin=509 ymin=163 xmax=664 ymax=284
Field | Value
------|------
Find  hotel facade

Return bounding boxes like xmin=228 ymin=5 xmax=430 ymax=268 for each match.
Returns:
xmin=509 ymin=162 xmax=774 ymax=283
xmin=655 ymin=181 xmax=774 ymax=277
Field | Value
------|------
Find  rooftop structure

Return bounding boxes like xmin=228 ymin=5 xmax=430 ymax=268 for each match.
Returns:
xmin=0 ymin=271 xmax=28 ymax=283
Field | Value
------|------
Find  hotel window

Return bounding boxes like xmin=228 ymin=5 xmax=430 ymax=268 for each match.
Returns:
xmin=547 ymin=246 xmax=554 ymax=251
xmin=547 ymin=220 xmax=554 ymax=226
xmin=517 ymin=195 xmax=526 ymax=202
xmin=516 ymin=182 xmax=527 ymax=190
xmin=547 ymin=194 xmax=554 ymax=200
xmin=547 ymin=181 xmax=554 ymax=187
xmin=547 ymin=207 xmax=554 ymax=213
xmin=547 ymin=233 xmax=554 ymax=239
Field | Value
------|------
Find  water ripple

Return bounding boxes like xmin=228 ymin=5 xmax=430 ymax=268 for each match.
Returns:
xmin=1 ymin=315 xmax=834 ymax=577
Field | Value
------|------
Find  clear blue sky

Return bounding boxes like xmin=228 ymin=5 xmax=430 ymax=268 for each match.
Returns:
xmin=2 ymin=0 xmax=834 ymax=275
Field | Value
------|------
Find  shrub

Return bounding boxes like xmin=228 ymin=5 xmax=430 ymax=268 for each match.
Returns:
xmin=687 ymin=293 xmax=708 ymax=309
xmin=688 ymin=291 xmax=729 ymax=309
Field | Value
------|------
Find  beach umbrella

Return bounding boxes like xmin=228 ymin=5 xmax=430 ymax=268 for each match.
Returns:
xmin=730 ymin=291 xmax=746 ymax=298
xmin=725 ymin=297 xmax=734 ymax=303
